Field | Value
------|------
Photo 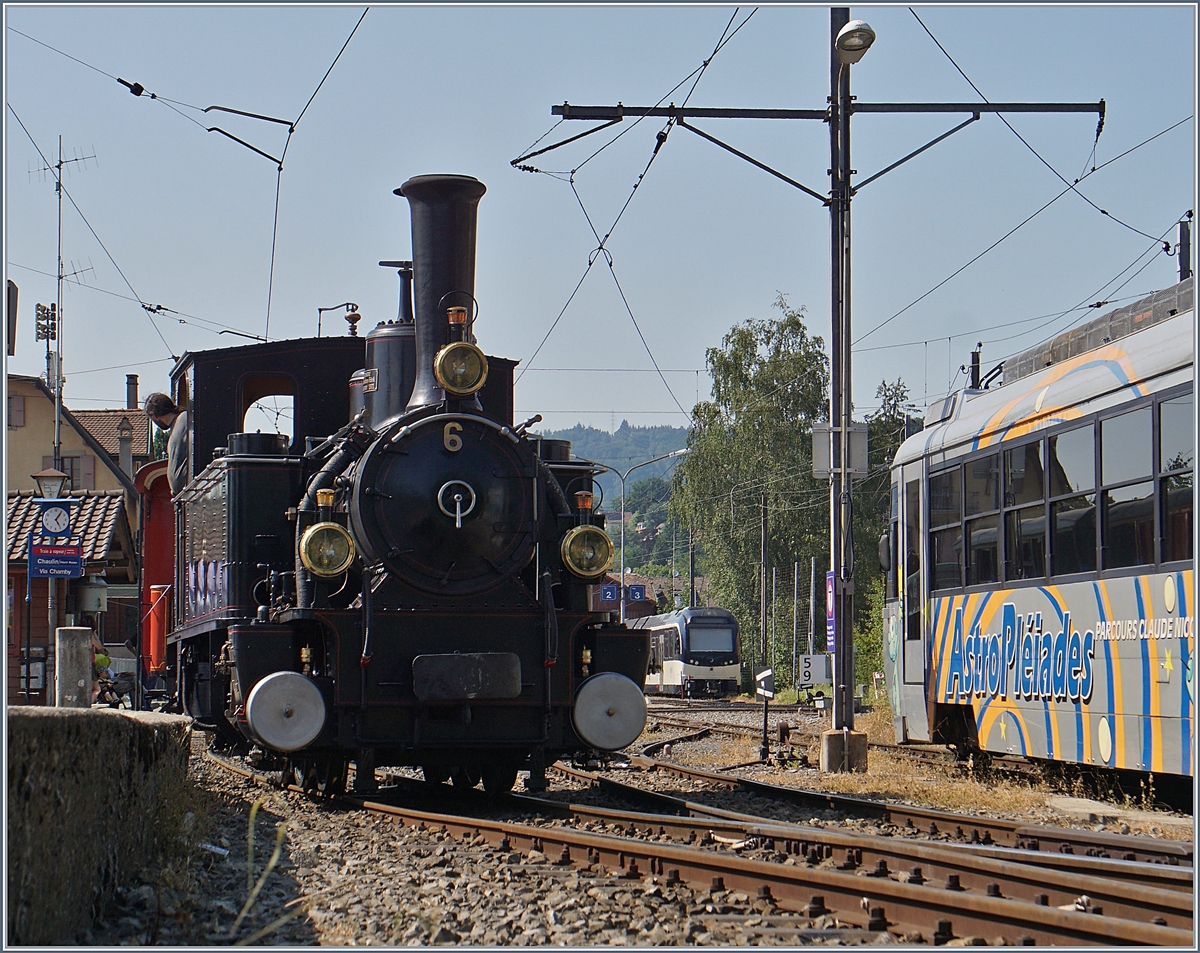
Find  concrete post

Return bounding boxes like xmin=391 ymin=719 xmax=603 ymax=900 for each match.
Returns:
xmin=55 ymin=626 xmax=93 ymax=708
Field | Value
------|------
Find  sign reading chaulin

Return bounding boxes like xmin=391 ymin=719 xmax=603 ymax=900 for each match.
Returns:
xmin=30 ymin=542 xmax=83 ymax=577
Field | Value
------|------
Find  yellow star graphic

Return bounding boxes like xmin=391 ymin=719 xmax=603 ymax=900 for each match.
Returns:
xmin=999 ymin=719 xmax=1007 ymax=740
xmin=1164 ymin=650 xmax=1174 ymax=674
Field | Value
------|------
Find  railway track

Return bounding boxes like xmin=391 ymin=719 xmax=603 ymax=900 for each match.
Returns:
xmin=534 ymin=765 xmax=1192 ymax=923
xmin=205 ymin=749 xmax=1193 ymax=945
xmin=623 ymin=755 xmax=1192 ymax=866
xmin=648 ymin=714 xmax=1068 ymax=779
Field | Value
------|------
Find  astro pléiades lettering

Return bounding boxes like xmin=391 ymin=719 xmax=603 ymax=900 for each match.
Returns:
xmin=944 ymin=604 xmax=1094 ymax=704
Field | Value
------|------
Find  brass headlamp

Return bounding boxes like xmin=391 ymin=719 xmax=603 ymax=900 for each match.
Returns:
xmin=560 ymin=525 xmax=613 ymax=579
xmin=299 ymin=522 xmax=356 ymax=577
xmin=434 ymin=341 xmax=489 ymax=396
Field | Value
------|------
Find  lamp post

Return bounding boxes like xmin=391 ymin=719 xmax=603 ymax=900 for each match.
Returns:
xmin=615 ymin=448 xmax=690 ymax=623
xmin=30 ymin=468 xmax=69 ymax=704
xmin=823 ymin=10 xmax=876 ymax=770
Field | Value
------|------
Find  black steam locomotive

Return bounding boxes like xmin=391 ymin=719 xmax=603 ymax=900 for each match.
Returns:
xmin=163 ymin=175 xmax=650 ymax=796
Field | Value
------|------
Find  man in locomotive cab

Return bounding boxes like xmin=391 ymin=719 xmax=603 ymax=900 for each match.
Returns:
xmin=145 ymin=392 xmax=189 ymax=495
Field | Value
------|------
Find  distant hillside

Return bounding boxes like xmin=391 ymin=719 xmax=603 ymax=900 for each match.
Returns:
xmin=536 ymin=421 xmax=689 ymax=508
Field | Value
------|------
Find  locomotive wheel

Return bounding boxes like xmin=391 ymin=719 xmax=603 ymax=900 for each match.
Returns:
xmin=314 ymin=757 xmax=348 ymax=796
xmin=481 ymin=762 xmax=519 ymax=798
xmin=450 ymin=766 xmax=480 ymax=790
xmin=421 ymin=765 xmax=450 ymax=785
xmin=282 ymin=758 xmax=319 ymax=792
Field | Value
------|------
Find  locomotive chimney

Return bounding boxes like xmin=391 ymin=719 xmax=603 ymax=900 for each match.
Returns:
xmin=396 ymin=174 xmax=487 ymax=411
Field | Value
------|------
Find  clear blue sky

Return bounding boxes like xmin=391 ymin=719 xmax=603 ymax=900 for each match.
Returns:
xmin=4 ymin=4 xmax=1195 ymax=434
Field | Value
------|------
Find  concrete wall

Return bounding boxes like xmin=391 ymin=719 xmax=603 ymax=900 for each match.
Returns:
xmin=7 ymin=707 xmax=192 ymax=945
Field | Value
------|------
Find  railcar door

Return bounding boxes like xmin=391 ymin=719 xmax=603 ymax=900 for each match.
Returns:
xmin=899 ymin=463 xmax=931 ymax=741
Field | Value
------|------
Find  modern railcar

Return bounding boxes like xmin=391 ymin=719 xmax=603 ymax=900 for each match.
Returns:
xmin=881 ymin=279 xmax=1194 ymax=779
xmin=146 ymin=174 xmax=652 ymax=796
xmin=632 ymin=606 xmax=741 ymax=697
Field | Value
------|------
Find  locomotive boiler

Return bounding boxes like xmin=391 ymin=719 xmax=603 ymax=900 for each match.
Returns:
xmin=161 ymin=174 xmax=650 ymax=796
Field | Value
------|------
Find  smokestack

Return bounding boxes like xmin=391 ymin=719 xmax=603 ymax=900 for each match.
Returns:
xmin=396 ymin=175 xmax=486 ymax=411
xmin=126 ymin=374 xmax=138 ymax=410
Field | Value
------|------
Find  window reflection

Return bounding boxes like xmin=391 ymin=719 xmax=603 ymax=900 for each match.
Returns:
xmin=929 ymin=468 xmax=961 ymax=527
xmin=1005 ymin=443 xmax=1044 ymax=506
xmin=1051 ymin=494 xmax=1096 ymax=575
xmin=1162 ymin=473 xmax=1193 ymax=562
xmin=965 ymin=454 xmax=999 ymax=515
xmin=1160 ymin=394 xmax=1194 ymax=473
xmin=967 ymin=515 xmax=999 ymax=585
xmin=1103 ymin=481 xmax=1154 ymax=568
xmin=1048 ymin=426 xmax=1094 ymax=496
xmin=1005 ymin=506 xmax=1046 ymax=579
xmin=1101 ymin=407 xmax=1152 ymax=485
xmin=930 ymin=525 xmax=962 ymax=591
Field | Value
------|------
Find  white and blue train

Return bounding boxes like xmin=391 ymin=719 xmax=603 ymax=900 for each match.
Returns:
xmin=881 ymin=278 xmax=1193 ymax=778
xmin=631 ymin=607 xmax=741 ymax=698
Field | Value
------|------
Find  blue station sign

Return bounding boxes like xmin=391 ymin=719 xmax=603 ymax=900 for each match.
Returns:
xmin=30 ymin=542 xmax=84 ymax=578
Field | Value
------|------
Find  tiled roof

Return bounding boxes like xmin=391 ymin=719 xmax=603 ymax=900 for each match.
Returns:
xmin=72 ymin=409 xmax=151 ymax=456
xmin=6 ymin=490 xmax=133 ymax=569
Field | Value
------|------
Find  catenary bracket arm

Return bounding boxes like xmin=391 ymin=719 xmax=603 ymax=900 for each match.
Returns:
xmin=852 ymin=114 xmax=980 ymax=194
xmin=678 ymin=118 xmax=829 ymax=205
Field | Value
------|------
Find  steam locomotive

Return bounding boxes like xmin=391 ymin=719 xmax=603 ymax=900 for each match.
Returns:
xmin=148 ymin=175 xmax=650 ymax=796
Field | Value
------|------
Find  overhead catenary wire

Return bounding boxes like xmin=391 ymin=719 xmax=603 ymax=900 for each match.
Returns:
xmin=6 ymin=260 xmax=266 ymax=338
xmin=516 ymin=10 xmax=757 ymax=419
xmin=263 ymin=7 xmax=369 ymax=340
xmin=910 ymin=7 xmax=1164 ymax=245
xmin=7 ymin=102 xmax=179 ymax=360
xmin=7 ymin=25 xmax=208 ymax=129
xmin=852 ymin=114 xmax=1191 ymax=346
xmin=991 ymin=215 xmax=1188 ymax=363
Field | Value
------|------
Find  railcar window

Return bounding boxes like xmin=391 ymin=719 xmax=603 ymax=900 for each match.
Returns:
xmin=1005 ymin=505 xmax=1046 ymax=579
xmin=905 ymin=480 xmax=921 ymax=640
xmin=1160 ymin=393 xmax=1194 ymax=473
xmin=965 ymin=454 xmax=999 ymax=515
xmin=1162 ymin=474 xmax=1193 ymax=561
xmin=1048 ymin=425 xmax=1094 ymax=496
xmin=1004 ymin=443 xmax=1044 ymax=506
xmin=1160 ymin=393 xmax=1193 ymax=562
xmin=966 ymin=514 xmax=999 ymax=584
xmin=1101 ymin=406 xmax=1152 ymax=485
xmin=929 ymin=467 xmax=961 ymax=527
xmin=928 ymin=466 xmax=962 ymax=591
xmin=689 ymin=626 xmax=735 ymax=653
xmin=1103 ymin=481 xmax=1155 ymax=568
xmin=930 ymin=526 xmax=963 ymax=591
xmin=1051 ymin=493 xmax=1097 ymax=575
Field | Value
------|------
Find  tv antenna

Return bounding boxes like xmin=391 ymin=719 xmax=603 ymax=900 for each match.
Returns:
xmin=31 ymin=137 xmax=97 ymax=468
xmin=64 ymin=259 xmax=95 ymax=287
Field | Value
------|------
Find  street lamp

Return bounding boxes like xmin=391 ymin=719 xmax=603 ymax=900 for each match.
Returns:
xmin=32 ymin=467 xmax=69 ymax=500
xmin=28 ymin=467 xmax=70 ymax=703
xmin=613 ymin=448 xmax=690 ymax=623
xmin=835 ymin=19 xmax=875 ymax=64
xmin=827 ymin=8 xmax=874 ymax=767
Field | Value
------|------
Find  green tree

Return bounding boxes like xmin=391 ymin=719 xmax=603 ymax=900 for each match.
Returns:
xmin=670 ymin=296 xmax=830 ymax=680
xmin=669 ymin=298 xmax=917 ymax=689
